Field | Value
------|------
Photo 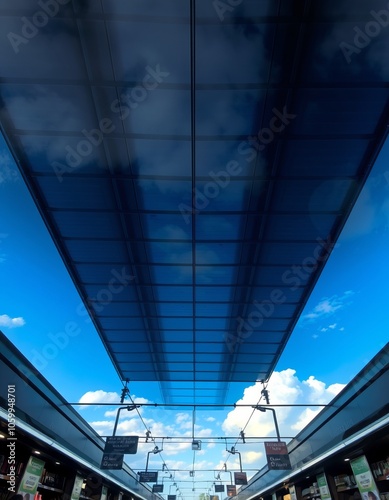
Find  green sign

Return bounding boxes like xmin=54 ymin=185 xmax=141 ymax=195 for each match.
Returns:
xmin=317 ymin=473 xmax=331 ymax=500
xmin=71 ymin=474 xmax=84 ymax=500
xmin=350 ymin=456 xmax=380 ymax=500
xmin=289 ymin=485 xmax=297 ymax=500
xmin=17 ymin=456 xmax=45 ymax=499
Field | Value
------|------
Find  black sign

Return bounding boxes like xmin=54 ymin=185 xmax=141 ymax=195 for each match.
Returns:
xmin=100 ymin=453 xmax=123 ymax=470
xmin=139 ymin=472 xmax=158 ymax=483
xmin=153 ymin=485 xmax=164 ymax=493
xmin=264 ymin=441 xmax=292 ymax=470
xmin=104 ymin=436 xmax=139 ymax=454
xmin=168 ymin=496 xmax=176 ymax=500
xmin=215 ymin=485 xmax=225 ymax=492
xmin=234 ymin=472 xmax=248 ymax=485
xmin=227 ymin=485 xmax=237 ymax=497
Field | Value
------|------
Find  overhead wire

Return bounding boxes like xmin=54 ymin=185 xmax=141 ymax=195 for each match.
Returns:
xmin=216 ymin=381 xmax=270 ymax=476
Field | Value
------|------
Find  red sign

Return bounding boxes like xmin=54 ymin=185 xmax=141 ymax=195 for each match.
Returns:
xmin=227 ymin=485 xmax=237 ymax=497
xmin=264 ymin=441 xmax=291 ymax=470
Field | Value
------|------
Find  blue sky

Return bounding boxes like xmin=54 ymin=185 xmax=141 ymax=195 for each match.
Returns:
xmin=1 ymin=131 xmax=389 ymax=494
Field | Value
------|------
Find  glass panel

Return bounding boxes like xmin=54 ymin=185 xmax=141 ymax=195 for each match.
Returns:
xmin=36 ymin=177 xmax=116 ymax=210
xmin=196 ymin=215 xmax=245 ymax=241
xmin=151 ymin=264 xmax=192 ymax=284
xmin=155 ymin=285 xmax=193 ymax=301
xmin=130 ymin=139 xmax=191 ymax=177
xmin=53 ymin=211 xmax=122 ymax=238
xmin=121 ymin=89 xmax=190 ymax=135
xmin=0 ymin=84 xmax=96 ymax=131
xmin=137 ymin=179 xmax=192 ymax=210
xmin=196 ymin=24 xmax=273 ymax=84
xmin=65 ymin=240 xmax=128 ymax=263
xmin=108 ymin=21 xmax=189 ymax=84
xmin=196 ymin=242 xmax=239 ymax=265
xmin=143 ymin=214 xmax=192 ymax=240
xmin=196 ymin=89 xmax=265 ymax=136
xmin=147 ymin=242 xmax=192 ymax=264
xmin=0 ymin=19 xmax=83 ymax=79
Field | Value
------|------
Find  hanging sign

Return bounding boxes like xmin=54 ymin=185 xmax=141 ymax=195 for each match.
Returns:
xmin=104 ymin=436 xmax=139 ymax=454
xmin=215 ymin=485 xmax=225 ymax=492
xmin=350 ymin=456 xmax=380 ymax=500
xmin=139 ymin=471 xmax=158 ymax=482
xmin=100 ymin=453 xmax=123 ymax=470
xmin=153 ymin=485 xmax=164 ymax=493
xmin=264 ymin=441 xmax=291 ymax=470
xmin=234 ymin=472 xmax=248 ymax=485
xmin=227 ymin=485 xmax=237 ymax=497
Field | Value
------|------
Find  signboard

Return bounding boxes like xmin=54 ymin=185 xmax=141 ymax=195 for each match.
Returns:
xmin=317 ymin=473 xmax=332 ymax=500
xmin=104 ymin=436 xmax=139 ymax=454
xmin=264 ymin=441 xmax=292 ymax=470
xmin=168 ymin=496 xmax=176 ymax=500
xmin=234 ymin=472 xmax=248 ymax=485
xmin=100 ymin=453 xmax=123 ymax=470
xmin=101 ymin=485 xmax=108 ymax=500
xmin=350 ymin=455 xmax=380 ymax=500
xmin=71 ymin=475 xmax=85 ymax=500
xmin=227 ymin=485 xmax=237 ymax=497
xmin=17 ymin=456 xmax=45 ymax=500
xmin=289 ymin=485 xmax=297 ymax=500
xmin=139 ymin=471 xmax=158 ymax=483
xmin=215 ymin=485 xmax=225 ymax=492
xmin=153 ymin=485 xmax=164 ymax=493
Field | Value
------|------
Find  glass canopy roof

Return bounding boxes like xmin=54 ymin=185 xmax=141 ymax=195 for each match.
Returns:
xmin=0 ymin=0 xmax=388 ymax=404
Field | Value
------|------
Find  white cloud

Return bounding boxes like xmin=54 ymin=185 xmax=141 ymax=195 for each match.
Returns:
xmin=80 ymin=372 xmax=345 ymax=484
xmin=78 ymin=390 xmax=120 ymax=408
xmin=302 ymin=291 xmax=354 ymax=322
xmin=291 ymin=408 xmax=322 ymax=432
xmin=303 ymin=376 xmax=345 ymax=404
xmin=221 ymin=369 xmax=346 ymax=471
xmin=242 ymin=451 xmax=263 ymax=464
xmin=175 ymin=413 xmax=191 ymax=424
xmin=0 ymin=314 xmax=25 ymax=328
xmin=328 ymin=323 xmax=337 ymax=329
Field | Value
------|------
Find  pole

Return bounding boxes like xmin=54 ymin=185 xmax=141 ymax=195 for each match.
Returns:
xmin=146 ymin=451 xmax=151 ymax=472
xmin=113 ymin=407 xmax=125 ymax=436
xmin=236 ymin=451 xmax=242 ymax=472
xmin=269 ymin=408 xmax=281 ymax=442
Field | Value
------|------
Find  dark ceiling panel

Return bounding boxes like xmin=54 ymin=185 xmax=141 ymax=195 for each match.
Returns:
xmin=0 ymin=0 xmax=388 ymax=405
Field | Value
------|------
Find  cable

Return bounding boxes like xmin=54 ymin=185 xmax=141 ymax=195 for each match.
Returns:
xmin=216 ymin=381 xmax=269 ymax=476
